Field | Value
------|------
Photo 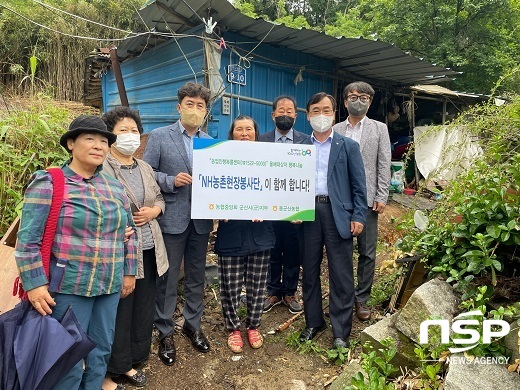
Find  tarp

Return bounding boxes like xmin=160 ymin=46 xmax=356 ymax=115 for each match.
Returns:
xmin=414 ymin=125 xmax=482 ymax=181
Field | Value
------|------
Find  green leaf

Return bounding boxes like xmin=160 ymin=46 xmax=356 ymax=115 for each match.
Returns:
xmin=486 ymin=224 xmax=501 ymax=238
xmin=425 ymin=364 xmax=437 ymax=380
xmin=29 ymin=55 xmax=38 ymax=76
xmin=467 ymin=261 xmax=480 ymax=273
xmin=0 ymin=125 xmax=8 ymax=138
xmin=492 ymin=260 xmax=502 ymax=271
xmin=462 ymin=250 xmax=483 ymax=258
xmin=37 ymin=118 xmax=50 ymax=133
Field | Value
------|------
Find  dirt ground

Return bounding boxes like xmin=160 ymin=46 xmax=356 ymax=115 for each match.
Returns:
xmin=1 ymin=98 xmax=409 ymax=389
xmin=123 ymin=203 xmax=407 ymax=390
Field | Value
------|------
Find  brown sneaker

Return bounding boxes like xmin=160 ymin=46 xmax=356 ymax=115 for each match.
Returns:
xmin=355 ymin=301 xmax=371 ymax=321
xmin=282 ymin=295 xmax=303 ymax=314
xmin=263 ymin=295 xmax=282 ymax=312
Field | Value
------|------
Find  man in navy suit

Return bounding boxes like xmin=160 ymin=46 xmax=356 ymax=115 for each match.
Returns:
xmin=143 ymin=82 xmax=213 ymax=365
xmin=259 ymin=96 xmax=308 ymax=314
xmin=299 ymin=92 xmax=367 ymax=349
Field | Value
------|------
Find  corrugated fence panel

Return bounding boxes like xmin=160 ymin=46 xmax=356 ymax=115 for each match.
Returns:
xmin=215 ymin=32 xmax=334 ymax=139
xmin=103 ymin=29 xmax=334 ymax=137
xmin=103 ymin=31 xmax=205 ymax=133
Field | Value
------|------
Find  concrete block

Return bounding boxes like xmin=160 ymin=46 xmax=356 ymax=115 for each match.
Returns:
xmin=395 ymin=278 xmax=459 ymax=343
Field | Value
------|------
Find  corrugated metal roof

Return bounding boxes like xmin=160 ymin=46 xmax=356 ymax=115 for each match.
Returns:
xmin=117 ymin=0 xmax=460 ymax=86
xmin=410 ymin=85 xmax=488 ymax=100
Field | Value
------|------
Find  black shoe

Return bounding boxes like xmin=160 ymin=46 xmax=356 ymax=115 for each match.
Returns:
xmin=299 ymin=323 xmax=327 ymax=342
xmin=158 ymin=336 xmax=176 ymax=366
xmin=183 ymin=325 xmax=211 ymax=353
xmin=120 ymin=369 xmax=147 ymax=387
xmin=332 ymin=337 xmax=349 ymax=349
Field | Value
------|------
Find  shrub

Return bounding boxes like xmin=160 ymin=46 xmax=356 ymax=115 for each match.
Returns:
xmin=0 ymin=95 xmax=71 ymax=234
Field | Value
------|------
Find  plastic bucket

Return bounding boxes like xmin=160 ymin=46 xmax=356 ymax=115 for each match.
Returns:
xmin=391 ymin=161 xmax=404 ymax=172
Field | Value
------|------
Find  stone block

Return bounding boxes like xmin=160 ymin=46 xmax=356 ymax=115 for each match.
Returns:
xmin=360 ymin=314 xmax=419 ymax=370
xmin=204 ymin=263 xmax=219 ymax=286
xmin=395 ymin=278 xmax=459 ymax=343
xmin=444 ymin=354 xmax=520 ymax=390
xmin=504 ymin=325 xmax=520 ymax=362
xmin=329 ymin=361 xmax=363 ymax=390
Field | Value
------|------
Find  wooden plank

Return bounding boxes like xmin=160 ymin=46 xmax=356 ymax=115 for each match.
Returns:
xmin=1 ymin=217 xmax=21 ymax=313
xmin=0 ymin=245 xmax=20 ymax=314
xmin=390 ymin=193 xmax=437 ymax=210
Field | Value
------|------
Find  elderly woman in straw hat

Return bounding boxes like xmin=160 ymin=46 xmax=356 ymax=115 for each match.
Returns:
xmin=15 ymin=115 xmax=138 ymax=390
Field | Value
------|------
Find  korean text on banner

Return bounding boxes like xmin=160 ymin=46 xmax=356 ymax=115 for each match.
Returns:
xmin=191 ymin=139 xmax=316 ymax=221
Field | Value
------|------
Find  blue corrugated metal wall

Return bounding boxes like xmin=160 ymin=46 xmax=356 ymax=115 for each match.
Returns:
xmin=102 ymin=29 xmax=205 ymax=131
xmin=103 ymin=28 xmax=334 ymax=138
xmin=215 ymin=32 xmax=334 ymax=138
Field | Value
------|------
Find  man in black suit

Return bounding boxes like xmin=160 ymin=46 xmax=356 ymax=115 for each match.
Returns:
xmin=259 ymin=95 xmax=309 ymax=314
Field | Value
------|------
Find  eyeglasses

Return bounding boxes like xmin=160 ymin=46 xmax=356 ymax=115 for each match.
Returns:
xmin=309 ymin=108 xmax=334 ymax=116
xmin=347 ymin=95 xmax=370 ymax=103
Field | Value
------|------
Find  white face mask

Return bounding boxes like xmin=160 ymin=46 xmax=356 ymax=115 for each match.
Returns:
xmin=113 ymin=133 xmax=141 ymax=156
xmin=309 ymin=115 xmax=333 ymax=133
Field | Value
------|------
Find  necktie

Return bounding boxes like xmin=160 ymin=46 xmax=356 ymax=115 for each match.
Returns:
xmin=280 ymin=135 xmax=286 ymax=143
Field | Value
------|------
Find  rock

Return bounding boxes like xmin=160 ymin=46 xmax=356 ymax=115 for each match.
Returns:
xmin=360 ymin=314 xmax=419 ymax=370
xmin=288 ymin=379 xmax=307 ymax=390
xmin=205 ymin=263 xmax=219 ymax=286
xmin=329 ymin=361 xmax=363 ymax=390
xmin=444 ymin=354 xmax=520 ymax=389
xmin=504 ymin=325 xmax=520 ymax=361
xmin=395 ymin=278 xmax=459 ymax=343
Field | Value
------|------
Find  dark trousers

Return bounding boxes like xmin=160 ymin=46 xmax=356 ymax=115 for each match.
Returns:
xmin=266 ymin=221 xmax=301 ymax=297
xmin=108 ymin=249 xmax=157 ymax=375
xmin=302 ymin=202 xmax=354 ymax=339
xmin=355 ymin=209 xmax=379 ymax=303
xmin=155 ymin=221 xmax=209 ymax=339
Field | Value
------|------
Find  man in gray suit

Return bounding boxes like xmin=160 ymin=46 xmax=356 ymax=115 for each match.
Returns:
xmin=259 ymin=96 xmax=308 ymax=314
xmin=332 ymin=81 xmax=391 ymax=321
xmin=143 ymin=82 xmax=213 ymax=365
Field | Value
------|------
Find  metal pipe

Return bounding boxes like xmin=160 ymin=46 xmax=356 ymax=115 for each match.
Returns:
xmin=109 ymin=46 xmax=129 ymax=107
xmin=442 ymin=98 xmax=447 ymax=124
xmin=394 ymin=92 xmax=449 ymax=102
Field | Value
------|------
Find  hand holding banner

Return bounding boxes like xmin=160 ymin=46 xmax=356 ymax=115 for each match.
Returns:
xmin=191 ymin=139 xmax=315 ymax=221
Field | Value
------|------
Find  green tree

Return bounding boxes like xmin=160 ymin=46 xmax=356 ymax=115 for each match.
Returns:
xmin=233 ymin=0 xmax=519 ymax=93
xmin=0 ymin=0 xmax=143 ymax=100
xmin=325 ymin=9 xmax=365 ymax=38
xmin=275 ymin=14 xmax=312 ymax=29
xmin=364 ymin=0 xmax=520 ymax=93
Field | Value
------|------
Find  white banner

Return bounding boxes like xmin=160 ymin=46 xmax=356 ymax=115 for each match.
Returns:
xmin=191 ymin=139 xmax=316 ymax=221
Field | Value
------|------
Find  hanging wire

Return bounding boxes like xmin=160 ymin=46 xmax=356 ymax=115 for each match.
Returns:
xmin=0 ymin=3 xmax=209 ymax=43
xmin=162 ymin=16 xmax=198 ymax=83
xmin=243 ymin=23 xmax=275 ymax=59
xmin=180 ymin=0 xmax=222 ymax=39
xmin=132 ymin=0 xmax=153 ymax=55
xmin=0 ymin=4 xmax=128 ymax=41
xmin=32 ymin=0 xmax=130 ymax=33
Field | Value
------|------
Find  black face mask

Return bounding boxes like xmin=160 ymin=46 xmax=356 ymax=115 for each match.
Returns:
xmin=274 ymin=115 xmax=295 ymax=131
